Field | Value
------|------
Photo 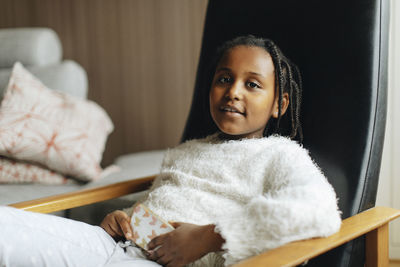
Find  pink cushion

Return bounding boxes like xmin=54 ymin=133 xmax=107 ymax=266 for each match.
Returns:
xmin=0 ymin=157 xmax=72 ymax=184
xmin=0 ymin=62 xmax=114 ymax=181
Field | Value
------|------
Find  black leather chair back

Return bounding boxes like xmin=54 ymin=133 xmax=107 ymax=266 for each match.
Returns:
xmin=182 ymin=0 xmax=389 ymax=266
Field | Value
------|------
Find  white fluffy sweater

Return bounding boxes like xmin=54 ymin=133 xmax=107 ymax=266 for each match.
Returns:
xmin=126 ymin=134 xmax=341 ymax=266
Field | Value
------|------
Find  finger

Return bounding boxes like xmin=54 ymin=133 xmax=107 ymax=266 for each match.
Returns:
xmin=147 ymin=251 xmax=156 ymax=261
xmin=147 ymin=234 xmax=166 ymax=250
xmin=166 ymin=260 xmax=183 ymax=267
xmin=100 ymin=214 xmax=114 ymax=230
xmin=116 ymin=214 xmax=133 ymax=239
xmin=156 ymin=255 xmax=172 ymax=266
xmin=169 ymin=221 xmax=181 ymax=228
xmin=102 ymin=223 xmax=119 ymax=238
xmin=110 ymin=217 xmax=124 ymax=237
xmin=100 ymin=212 xmax=126 ymax=238
xmin=143 ymin=249 xmax=151 ymax=258
xmin=110 ymin=223 xmax=123 ymax=237
xmin=148 ymin=246 xmax=165 ymax=261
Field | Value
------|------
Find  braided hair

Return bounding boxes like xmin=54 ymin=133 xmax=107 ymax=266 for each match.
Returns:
xmin=211 ymin=35 xmax=303 ymax=142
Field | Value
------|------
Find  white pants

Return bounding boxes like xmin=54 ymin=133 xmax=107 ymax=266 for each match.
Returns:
xmin=0 ymin=206 xmax=161 ymax=267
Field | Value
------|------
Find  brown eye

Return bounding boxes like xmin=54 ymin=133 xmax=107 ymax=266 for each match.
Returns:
xmin=246 ymin=81 xmax=260 ymax=89
xmin=217 ymin=76 xmax=232 ymax=84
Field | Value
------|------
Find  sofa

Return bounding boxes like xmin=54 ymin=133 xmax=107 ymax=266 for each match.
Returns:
xmin=0 ymin=27 xmax=164 ymax=222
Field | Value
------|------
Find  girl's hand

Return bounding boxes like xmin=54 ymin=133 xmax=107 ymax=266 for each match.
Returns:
xmin=147 ymin=222 xmax=224 ymax=267
xmin=100 ymin=210 xmax=133 ymax=240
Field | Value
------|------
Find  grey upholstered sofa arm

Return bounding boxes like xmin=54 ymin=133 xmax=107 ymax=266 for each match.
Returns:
xmin=0 ymin=27 xmax=88 ymax=99
xmin=0 ymin=28 xmax=62 ymax=68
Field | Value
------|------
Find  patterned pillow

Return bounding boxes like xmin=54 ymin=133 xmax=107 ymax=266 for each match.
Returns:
xmin=0 ymin=156 xmax=72 ymax=184
xmin=0 ymin=62 xmax=114 ymax=181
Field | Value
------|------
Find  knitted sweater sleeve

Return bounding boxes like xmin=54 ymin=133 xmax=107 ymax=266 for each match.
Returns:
xmin=214 ymin=142 xmax=342 ymax=266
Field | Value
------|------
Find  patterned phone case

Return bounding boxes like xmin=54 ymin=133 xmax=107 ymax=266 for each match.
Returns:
xmin=130 ymin=203 xmax=175 ymax=251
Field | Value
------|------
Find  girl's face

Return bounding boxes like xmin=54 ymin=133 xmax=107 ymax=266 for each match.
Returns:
xmin=209 ymin=45 xmax=288 ymax=139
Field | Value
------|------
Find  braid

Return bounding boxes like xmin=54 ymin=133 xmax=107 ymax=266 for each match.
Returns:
xmin=266 ymin=43 xmax=284 ymax=129
xmin=285 ymin=62 xmax=295 ymax=135
xmin=263 ymin=38 xmax=303 ymax=142
xmin=293 ymin=64 xmax=303 ymax=141
xmin=213 ymin=35 xmax=303 ymax=142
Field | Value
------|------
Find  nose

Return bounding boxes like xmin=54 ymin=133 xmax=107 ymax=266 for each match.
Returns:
xmin=224 ymin=81 xmax=243 ymax=101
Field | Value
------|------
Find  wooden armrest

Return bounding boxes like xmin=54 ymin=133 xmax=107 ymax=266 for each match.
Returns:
xmin=8 ymin=177 xmax=400 ymax=267
xmin=233 ymin=206 xmax=400 ymax=267
xmin=9 ymin=175 xmax=156 ymax=213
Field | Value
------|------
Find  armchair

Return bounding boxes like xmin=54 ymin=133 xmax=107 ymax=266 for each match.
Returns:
xmin=8 ymin=0 xmax=400 ymax=266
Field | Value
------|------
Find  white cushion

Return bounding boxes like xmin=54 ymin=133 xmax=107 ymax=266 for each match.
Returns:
xmin=0 ymin=62 xmax=113 ymax=181
xmin=0 ymin=156 xmax=74 ymax=184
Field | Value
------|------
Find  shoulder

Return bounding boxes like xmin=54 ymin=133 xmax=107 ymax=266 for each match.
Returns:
xmin=234 ymin=135 xmax=311 ymax=163
xmin=262 ymin=135 xmax=303 ymax=150
xmin=260 ymin=136 xmax=327 ymax=186
xmin=266 ymin=135 xmax=311 ymax=161
xmin=267 ymin=136 xmax=320 ymax=175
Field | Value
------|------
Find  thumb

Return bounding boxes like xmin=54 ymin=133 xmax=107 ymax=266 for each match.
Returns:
xmin=116 ymin=213 xmax=133 ymax=239
xmin=169 ymin=221 xmax=181 ymax=228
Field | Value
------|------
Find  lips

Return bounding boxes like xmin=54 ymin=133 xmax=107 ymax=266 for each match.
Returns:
xmin=219 ymin=105 xmax=245 ymax=115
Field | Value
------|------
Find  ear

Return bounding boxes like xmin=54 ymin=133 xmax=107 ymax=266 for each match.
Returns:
xmin=272 ymin=92 xmax=289 ymax=119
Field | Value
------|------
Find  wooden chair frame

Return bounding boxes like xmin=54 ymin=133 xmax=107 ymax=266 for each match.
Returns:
xmin=10 ymin=175 xmax=400 ymax=267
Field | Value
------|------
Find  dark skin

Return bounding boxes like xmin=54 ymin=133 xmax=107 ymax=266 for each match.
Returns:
xmin=210 ymin=46 xmax=289 ymax=139
xmin=146 ymin=222 xmax=224 ymax=266
xmin=100 ymin=212 xmax=224 ymax=267
xmin=100 ymin=45 xmax=289 ymax=266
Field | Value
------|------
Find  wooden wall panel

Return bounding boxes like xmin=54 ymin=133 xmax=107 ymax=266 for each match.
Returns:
xmin=0 ymin=0 xmax=208 ymax=165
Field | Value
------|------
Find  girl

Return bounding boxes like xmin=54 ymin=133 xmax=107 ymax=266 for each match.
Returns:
xmin=0 ymin=35 xmax=341 ymax=267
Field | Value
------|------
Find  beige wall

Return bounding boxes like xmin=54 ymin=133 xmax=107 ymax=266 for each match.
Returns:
xmin=0 ymin=0 xmax=208 ymax=165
